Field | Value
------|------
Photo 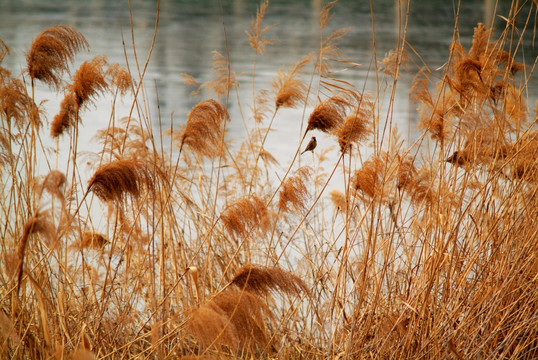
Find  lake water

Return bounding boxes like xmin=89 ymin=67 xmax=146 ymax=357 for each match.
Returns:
xmin=1 ymin=0 xmax=536 ymax=175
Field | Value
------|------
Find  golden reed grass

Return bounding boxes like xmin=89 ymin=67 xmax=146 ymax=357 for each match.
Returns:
xmin=1 ymin=1 xmax=538 ymax=359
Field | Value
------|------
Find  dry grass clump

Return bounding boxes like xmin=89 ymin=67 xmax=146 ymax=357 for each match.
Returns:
xmin=2 ymin=2 xmax=538 ymax=359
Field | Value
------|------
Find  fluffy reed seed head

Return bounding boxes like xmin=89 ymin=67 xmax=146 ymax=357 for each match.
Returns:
xmin=334 ymin=96 xmax=374 ymax=153
xmin=16 ymin=212 xmax=54 ymax=293
xmin=352 ymin=155 xmax=385 ymax=199
xmin=273 ymin=57 xmax=310 ymax=109
xmin=51 ymin=56 xmax=110 ymax=138
xmin=306 ymin=93 xmax=354 ymax=133
xmin=106 ymin=63 xmax=132 ymax=96
xmin=0 ymin=77 xmax=34 ymax=128
xmin=71 ymin=55 xmax=109 ymax=107
xmin=39 ymin=170 xmax=67 ymax=201
xmin=180 ymin=99 xmax=229 ymax=158
xmin=219 ymin=195 xmax=271 ymax=239
xmin=79 ymin=232 xmax=108 ymax=250
xmin=230 ymin=263 xmax=311 ymax=297
xmin=188 ymin=289 xmax=273 ymax=353
xmin=329 ymin=189 xmax=347 ymax=211
xmin=50 ymin=92 xmax=77 ymax=137
xmin=246 ymin=0 xmax=274 ymax=54
xmin=87 ymin=159 xmax=161 ymax=203
xmin=26 ymin=25 xmax=89 ymax=89
xmin=278 ymin=166 xmax=312 ymax=214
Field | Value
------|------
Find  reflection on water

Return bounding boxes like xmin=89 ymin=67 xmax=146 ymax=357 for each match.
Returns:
xmin=0 ymin=0 xmax=536 ymax=159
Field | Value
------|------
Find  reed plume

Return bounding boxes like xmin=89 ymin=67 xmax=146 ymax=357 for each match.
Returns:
xmin=334 ymin=95 xmax=374 ymax=153
xmin=316 ymin=1 xmax=349 ymax=76
xmin=273 ymin=57 xmax=310 ymax=109
xmin=87 ymin=159 xmax=162 ymax=203
xmin=381 ymin=48 xmax=409 ymax=77
xmin=0 ymin=77 xmax=34 ymax=127
xmin=39 ymin=170 xmax=67 ymax=202
xmin=306 ymin=92 xmax=354 ymax=133
xmin=106 ymin=63 xmax=132 ymax=96
xmin=219 ymin=195 xmax=272 ymax=239
xmin=329 ymin=189 xmax=347 ymax=211
xmin=202 ymin=51 xmax=237 ymax=100
xmin=0 ymin=38 xmax=8 ymax=62
xmin=230 ymin=263 xmax=311 ymax=297
xmin=278 ymin=166 xmax=312 ymax=214
xmin=352 ymin=155 xmax=385 ymax=199
xmin=51 ymin=56 xmax=110 ymax=137
xmin=187 ymin=290 xmax=273 ymax=353
xmin=26 ymin=25 xmax=89 ymax=89
xmin=246 ymin=0 xmax=274 ymax=54
xmin=16 ymin=212 xmax=53 ymax=294
xmin=50 ymin=92 xmax=77 ymax=137
xmin=178 ymin=99 xmax=229 ymax=158
xmin=79 ymin=232 xmax=108 ymax=250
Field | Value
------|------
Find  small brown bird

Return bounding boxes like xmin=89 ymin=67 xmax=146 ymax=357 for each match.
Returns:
xmin=301 ymin=136 xmax=317 ymax=155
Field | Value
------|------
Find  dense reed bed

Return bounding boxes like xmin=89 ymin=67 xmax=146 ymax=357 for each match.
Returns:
xmin=1 ymin=0 xmax=538 ymax=358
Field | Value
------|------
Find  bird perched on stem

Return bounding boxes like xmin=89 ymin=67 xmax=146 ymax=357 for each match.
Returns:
xmin=301 ymin=136 xmax=317 ymax=155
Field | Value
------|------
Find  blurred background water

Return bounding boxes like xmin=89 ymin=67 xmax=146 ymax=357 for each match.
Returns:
xmin=0 ymin=0 xmax=536 ymax=172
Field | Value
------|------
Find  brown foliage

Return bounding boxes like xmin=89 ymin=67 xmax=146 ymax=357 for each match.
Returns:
xmin=26 ymin=25 xmax=89 ymax=89
xmin=231 ymin=263 xmax=311 ymax=297
xmin=180 ymin=99 xmax=229 ymax=158
xmin=79 ymin=232 xmax=108 ymax=250
xmin=381 ymin=48 xmax=409 ymax=77
xmin=278 ymin=166 xmax=312 ymax=214
xmin=70 ymin=55 xmax=109 ymax=107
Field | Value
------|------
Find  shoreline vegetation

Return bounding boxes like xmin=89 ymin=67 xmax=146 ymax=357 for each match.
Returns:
xmin=1 ymin=0 xmax=538 ymax=358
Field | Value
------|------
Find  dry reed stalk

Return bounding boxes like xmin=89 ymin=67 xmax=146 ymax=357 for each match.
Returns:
xmin=26 ymin=25 xmax=89 ymax=89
